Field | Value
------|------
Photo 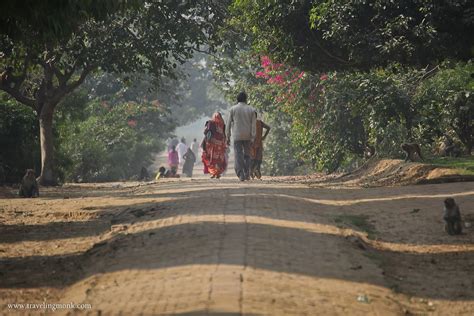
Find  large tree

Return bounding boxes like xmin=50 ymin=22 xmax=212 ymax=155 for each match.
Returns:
xmin=227 ymin=0 xmax=473 ymax=71
xmin=0 ymin=0 xmax=227 ymax=185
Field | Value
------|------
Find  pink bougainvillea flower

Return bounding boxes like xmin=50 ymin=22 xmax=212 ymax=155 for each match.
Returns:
xmin=261 ymin=56 xmax=271 ymax=68
xmin=255 ymin=71 xmax=267 ymax=78
xmin=274 ymin=75 xmax=284 ymax=84
xmin=127 ymin=119 xmax=137 ymax=128
xmin=320 ymin=73 xmax=328 ymax=81
xmin=272 ymin=63 xmax=283 ymax=70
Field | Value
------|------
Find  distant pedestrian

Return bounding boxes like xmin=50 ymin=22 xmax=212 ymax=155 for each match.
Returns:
xmin=182 ymin=148 xmax=196 ymax=177
xmin=190 ymin=138 xmax=199 ymax=155
xmin=168 ymin=145 xmax=179 ymax=176
xmin=176 ymin=137 xmax=188 ymax=164
xmin=250 ymin=112 xmax=271 ymax=179
xmin=202 ymin=112 xmax=227 ymax=179
xmin=226 ymin=91 xmax=256 ymax=181
xmin=167 ymin=137 xmax=179 ymax=151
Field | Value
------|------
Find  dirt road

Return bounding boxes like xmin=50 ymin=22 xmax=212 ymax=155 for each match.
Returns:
xmin=1 ymin=177 xmax=473 ymax=315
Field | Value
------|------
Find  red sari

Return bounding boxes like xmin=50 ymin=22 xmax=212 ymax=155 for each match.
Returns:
xmin=202 ymin=113 xmax=227 ymax=177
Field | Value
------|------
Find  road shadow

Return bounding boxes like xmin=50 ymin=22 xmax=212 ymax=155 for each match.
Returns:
xmin=2 ymin=184 xmax=473 ymax=248
xmin=0 ymin=221 xmax=473 ymax=302
xmin=0 ymin=220 xmax=110 ymax=243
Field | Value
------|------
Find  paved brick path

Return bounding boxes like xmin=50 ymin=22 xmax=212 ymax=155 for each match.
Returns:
xmin=1 ymin=179 xmax=473 ymax=315
xmin=57 ymin=180 xmax=402 ymax=315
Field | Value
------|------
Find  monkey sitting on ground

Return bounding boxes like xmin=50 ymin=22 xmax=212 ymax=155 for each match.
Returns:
xmin=138 ymin=166 xmax=150 ymax=181
xmin=364 ymin=144 xmax=376 ymax=159
xmin=438 ymin=136 xmax=462 ymax=157
xmin=18 ymin=169 xmax=39 ymax=198
xmin=443 ymin=197 xmax=462 ymax=235
xmin=401 ymin=143 xmax=424 ymax=162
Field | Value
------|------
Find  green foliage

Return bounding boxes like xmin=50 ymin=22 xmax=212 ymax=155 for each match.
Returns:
xmin=56 ymin=98 xmax=175 ymax=182
xmin=0 ymin=0 xmax=140 ymax=41
xmin=228 ymin=0 xmax=473 ymax=72
xmin=261 ymin=112 xmax=302 ymax=176
xmin=0 ymin=94 xmax=40 ymax=183
xmin=1 ymin=1 xmax=229 ymax=183
xmin=415 ymin=62 xmax=474 ymax=153
xmin=281 ymin=63 xmax=472 ymax=170
xmin=212 ymin=1 xmax=473 ymax=176
xmin=214 ymin=45 xmax=473 ymax=174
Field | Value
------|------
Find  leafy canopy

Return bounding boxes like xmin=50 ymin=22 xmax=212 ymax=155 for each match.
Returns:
xmin=229 ymin=0 xmax=473 ymax=71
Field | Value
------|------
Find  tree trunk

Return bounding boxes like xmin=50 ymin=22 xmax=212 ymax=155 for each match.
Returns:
xmin=38 ymin=109 xmax=57 ymax=186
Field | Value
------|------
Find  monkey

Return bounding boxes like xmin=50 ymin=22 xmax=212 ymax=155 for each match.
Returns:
xmin=443 ymin=144 xmax=461 ymax=157
xmin=364 ymin=144 xmax=376 ymax=159
xmin=138 ymin=166 xmax=150 ymax=181
xmin=438 ymin=136 xmax=461 ymax=157
xmin=0 ymin=67 xmax=13 ymax=85
xmin=18 ymin=169 xmax=39 ymax=198
xmin=401 ymin=143 xmax=424 ymax=162
xmin=443 ymin=197 xmax=462 ymax=235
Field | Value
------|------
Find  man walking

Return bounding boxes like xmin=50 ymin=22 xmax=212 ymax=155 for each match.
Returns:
xmin=226 ymin=91 xmax=256 ymax=181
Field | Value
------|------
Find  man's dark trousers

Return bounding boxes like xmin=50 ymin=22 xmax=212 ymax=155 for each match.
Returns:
xmin=234 ymin=140 xmax=251 ymax=180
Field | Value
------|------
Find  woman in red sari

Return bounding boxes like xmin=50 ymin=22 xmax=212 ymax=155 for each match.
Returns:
xmin=202 ymin=112 xmax=227 ymax=178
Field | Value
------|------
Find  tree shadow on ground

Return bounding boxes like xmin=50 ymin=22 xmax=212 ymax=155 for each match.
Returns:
xmin=2 ymin=185 xmax=473 ymax=247
xmin=0 ymin=222 xmax=473 ymax=302
xmin=0 ymin=220 xmax=110 ymax=243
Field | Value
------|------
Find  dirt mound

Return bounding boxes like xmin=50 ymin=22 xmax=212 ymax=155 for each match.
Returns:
xmin=267 ymin=159 xmax=474 ymax=187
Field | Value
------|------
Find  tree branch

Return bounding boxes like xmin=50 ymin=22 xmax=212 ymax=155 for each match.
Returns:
xmin=49 ymin=65 xmax=93 ymax=106
xmin=0 ymin=84 xmax=36 ymax=109
xmin=16 ymin=53 xmax=31 ymax=88
xmin=63 ymin=62 xmax=78 ymax=84
xmin=190 ymin=47 xmax=219 ymax=59
xmin=65 ymin=65 xmax=92 ymax=93
xmin=309 ymin=32 xmax=353 ymax=65
xmin=51 ymin=63 xmax=66 ymax=84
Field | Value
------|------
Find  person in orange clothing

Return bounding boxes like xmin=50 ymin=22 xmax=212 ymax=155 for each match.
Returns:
xmin=250 ymin=112 xmax=270 ymax=179
xmin=201 ymin=112 xmax=227 ymax=179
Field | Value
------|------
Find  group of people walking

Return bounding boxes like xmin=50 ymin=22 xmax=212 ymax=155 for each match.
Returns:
xmin=164 ymin=91 xmax=270 ymax=181
xmin=202 ymin=91 xmax=270 ymax=181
